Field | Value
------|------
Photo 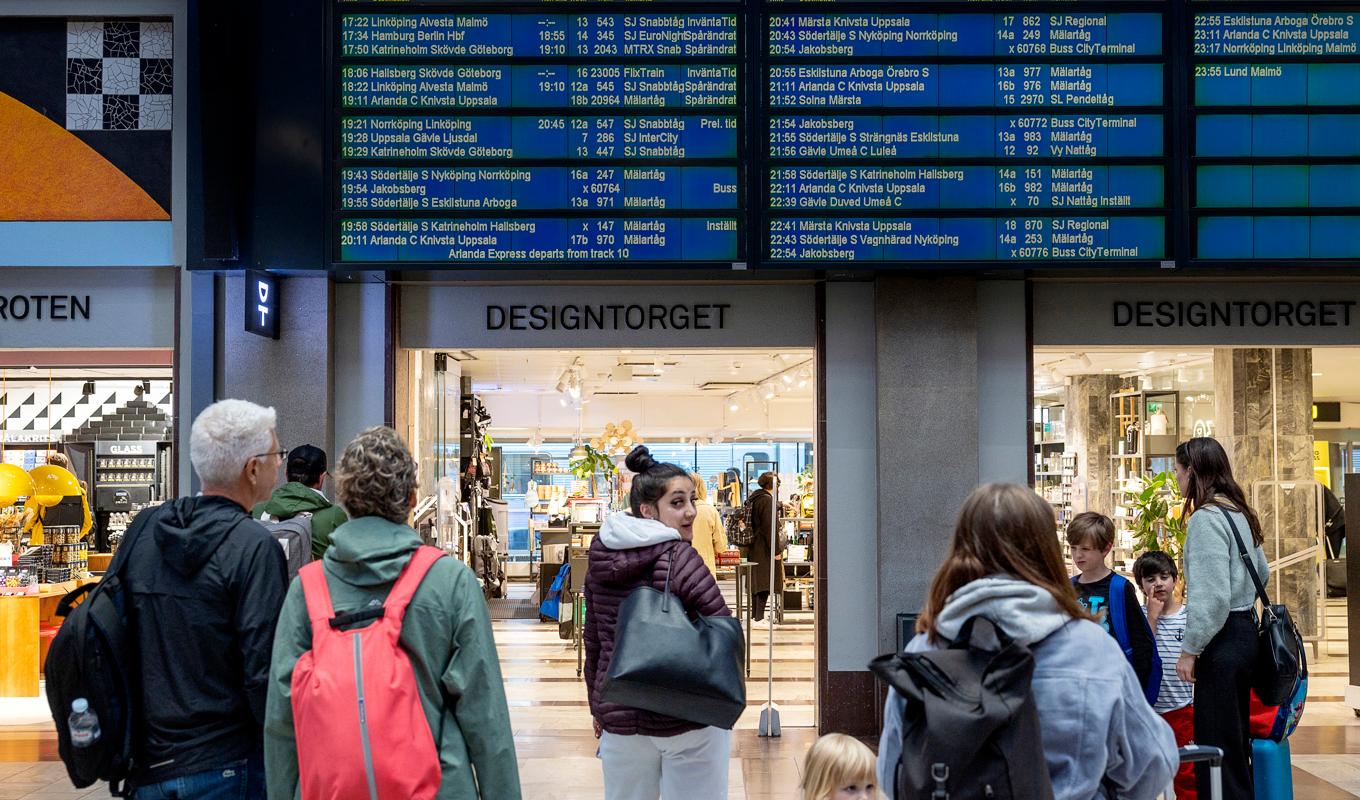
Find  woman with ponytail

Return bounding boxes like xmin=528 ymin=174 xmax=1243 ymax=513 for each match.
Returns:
xmin=583 ymin=446 xmax=733 ymax=800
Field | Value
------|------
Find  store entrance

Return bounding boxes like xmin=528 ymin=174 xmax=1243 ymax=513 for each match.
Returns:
xmin=1032 ymin=346 xmax=1355 ymax=713
xmin=398 ymin=346 xmax=820 ymax=730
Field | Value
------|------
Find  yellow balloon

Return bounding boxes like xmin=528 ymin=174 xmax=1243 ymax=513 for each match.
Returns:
xmin=0 ymin=463 xmax=35 ymax=506
xmin=29 ymin=465 xmax=80 ymax=507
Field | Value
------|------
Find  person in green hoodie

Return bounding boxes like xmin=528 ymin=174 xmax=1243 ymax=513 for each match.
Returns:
xmin=264 ymin=427 xmax=520 ymax=800
xmin=252 ymin=444 xmax=348 ymax=560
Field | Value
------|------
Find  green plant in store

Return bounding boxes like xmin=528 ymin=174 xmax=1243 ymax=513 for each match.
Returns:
xmin=1125 ymin=470 xmax=1187 ymax=562
xmin=570 ymin=444 xmax=617 ymax=499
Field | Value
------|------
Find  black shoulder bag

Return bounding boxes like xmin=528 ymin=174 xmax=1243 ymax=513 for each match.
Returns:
xmin=601 ymin=545 xmax=746 ymax=729
xmin=1220 ymin=509 xmax=1306 ymax=707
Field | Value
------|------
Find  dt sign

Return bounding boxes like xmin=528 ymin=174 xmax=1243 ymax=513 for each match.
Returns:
xmin=245 ymin=270 xmax=280 ymax=339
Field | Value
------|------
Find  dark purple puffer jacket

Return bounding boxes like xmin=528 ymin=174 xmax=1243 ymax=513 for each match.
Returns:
xmin=583 ymin=534 xmax=729 ymax=736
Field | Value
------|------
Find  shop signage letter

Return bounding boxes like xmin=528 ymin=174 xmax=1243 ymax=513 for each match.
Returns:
xmin=245 ymin=271 xmax=280 ymax=339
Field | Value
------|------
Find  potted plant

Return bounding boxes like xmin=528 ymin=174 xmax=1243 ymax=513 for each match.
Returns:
xmin=1125 ymin=471 xmax=1187 ymax=562
xmin=569 ymin=444 xmax=617 ymax=499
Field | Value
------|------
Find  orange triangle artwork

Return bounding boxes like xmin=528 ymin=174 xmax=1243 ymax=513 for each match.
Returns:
xmin=0 ymin=91 xmax=169 ymax=221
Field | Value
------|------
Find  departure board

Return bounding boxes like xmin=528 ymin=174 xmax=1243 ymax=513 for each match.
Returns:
xmin=335 ymin=6 xmax=743 ymax=264
xmin=328 ymin=2 xmax=1360 ymax=268
xmin=764 ymin=11 xmax=1168 ymax=263
xmin=1193 ymin=9 xmax=1360 ymax=259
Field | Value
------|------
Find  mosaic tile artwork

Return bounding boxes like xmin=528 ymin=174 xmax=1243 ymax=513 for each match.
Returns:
xmin=64 ymin=20 xmax=172 ymax=131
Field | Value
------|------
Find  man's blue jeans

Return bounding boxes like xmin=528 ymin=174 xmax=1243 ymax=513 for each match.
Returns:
xmin=132 ymin=752 xmax=265 ymax=800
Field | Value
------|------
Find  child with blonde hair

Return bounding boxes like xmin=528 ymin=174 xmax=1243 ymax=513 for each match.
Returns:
xmin=801 ymin=733 xmax=883 ymax=800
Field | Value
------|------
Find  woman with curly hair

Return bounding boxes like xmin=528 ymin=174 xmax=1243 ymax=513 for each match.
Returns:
xmin=264 ymin=427 xmax=520 ymax=799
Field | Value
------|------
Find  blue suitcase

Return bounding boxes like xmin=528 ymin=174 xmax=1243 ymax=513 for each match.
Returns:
xmin=1252 ymin=738 xmax=1293 ymax=800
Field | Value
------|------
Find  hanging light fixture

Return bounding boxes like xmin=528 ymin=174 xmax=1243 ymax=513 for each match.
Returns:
xmin=570 ymin=404 xmax=589 ymax=460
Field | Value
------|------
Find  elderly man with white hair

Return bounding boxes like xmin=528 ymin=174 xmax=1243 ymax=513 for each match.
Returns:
xmin=121 ymin=399 xmax=288 ymax=800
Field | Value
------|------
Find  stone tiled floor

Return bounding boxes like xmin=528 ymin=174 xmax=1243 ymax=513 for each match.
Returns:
xmin=1 ymin=591 xmax=1357 ymax=798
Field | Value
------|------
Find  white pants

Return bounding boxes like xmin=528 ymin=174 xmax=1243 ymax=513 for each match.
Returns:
xmin=598 ymin=726 xmax=731 ymax=800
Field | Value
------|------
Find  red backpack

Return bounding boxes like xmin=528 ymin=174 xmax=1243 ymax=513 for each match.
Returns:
xmin=293 ymin=546 xmax=445 ymax=800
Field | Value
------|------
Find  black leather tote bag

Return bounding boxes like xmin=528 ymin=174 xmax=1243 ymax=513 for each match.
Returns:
xmin=601 ymin=546 xmax=746 ymax=729
xmin=1221 ymin=510 xmax=1306 ymax=707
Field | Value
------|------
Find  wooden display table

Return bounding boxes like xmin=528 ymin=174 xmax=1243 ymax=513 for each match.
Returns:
xmin=0 ymin=579 xmax=97 ymax=697
xmin=89 ymin=552 xmax=114 ymax=573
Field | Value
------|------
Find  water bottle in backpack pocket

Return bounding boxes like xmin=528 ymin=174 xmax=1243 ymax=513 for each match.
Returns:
xmin=68 ymin=699 xmax=101 ymax=748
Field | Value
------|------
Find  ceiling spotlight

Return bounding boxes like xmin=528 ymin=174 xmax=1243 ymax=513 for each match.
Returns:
xmin=729 ymin=399 xmax=740 ymax=412
xmin=559 ymin=396 xmax=570 ymax=407
xmin=1076 ymin=353 xmax=1094 ymax=370
xmin=781 ymin=373 xmax=794 ymax=385
xmin=762 ymin=383 xmax=777 ymax=400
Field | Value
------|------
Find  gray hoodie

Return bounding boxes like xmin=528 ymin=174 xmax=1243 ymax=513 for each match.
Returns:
xmin=877 ymin=576 xmax=1178 ymax=800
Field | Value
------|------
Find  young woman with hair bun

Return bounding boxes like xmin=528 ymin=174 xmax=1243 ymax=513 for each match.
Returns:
xmin=583 ymin=446 xmax=733 ymax=800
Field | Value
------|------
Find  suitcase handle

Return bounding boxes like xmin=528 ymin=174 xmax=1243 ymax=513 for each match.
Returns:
xmin=1177 ymin=744 xmax=1224 ymax=767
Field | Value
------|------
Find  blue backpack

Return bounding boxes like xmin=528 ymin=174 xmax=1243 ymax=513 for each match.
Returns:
xmin=1073 ymin=573 xmax=1162 ymax=705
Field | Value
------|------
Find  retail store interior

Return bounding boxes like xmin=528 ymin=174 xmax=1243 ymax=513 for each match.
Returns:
xmin=397 ymin=347 xmax=820 ymax=738
xmin=0 ymin=355 xmax=175 ymax=715
xmin=1033 ymin=346 xmax=1356 ymax=730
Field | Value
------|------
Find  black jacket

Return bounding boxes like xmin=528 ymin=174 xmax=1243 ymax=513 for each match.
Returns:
xmin=122 ymin=496 xmax=287 ymax=782
xmin=747 ymin=489 xmax=783 ymax=596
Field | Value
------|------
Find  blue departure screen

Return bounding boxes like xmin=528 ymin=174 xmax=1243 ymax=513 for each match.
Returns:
xmin=336 ymin=8 xmax=742 ymax=264
xmin=765 ymin=12 xmax=1167 ymax=263
xmin=331 ymin=2 xmax=1360 ymax=267
xmin=1194 ymin=11 xmax=1360 ymax=259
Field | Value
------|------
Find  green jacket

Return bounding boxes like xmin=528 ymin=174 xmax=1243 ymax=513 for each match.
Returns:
xmin=263 ymin=517 xmax=521 ymax=800
xmin=252 ymin=482 xmax=348 ymax=560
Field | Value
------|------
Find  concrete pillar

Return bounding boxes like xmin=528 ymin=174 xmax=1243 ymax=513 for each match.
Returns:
xmin=333 ymin=281 xmax=391 ymax=457
xmin=215 ymin=273 xmax=334 ymax=493
xmin=875 ymin=276 xmax=981 ymax=654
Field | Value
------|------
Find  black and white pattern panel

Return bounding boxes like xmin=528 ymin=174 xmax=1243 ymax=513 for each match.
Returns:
xmin=65 ymin=20 xmax=172 ymax=131
xmin=0 ymin=380 xmax=173 ymax=438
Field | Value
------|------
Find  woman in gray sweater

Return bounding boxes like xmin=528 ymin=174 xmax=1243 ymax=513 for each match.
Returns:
xmin=1173 ymin=437 xmax=1269 ymax=799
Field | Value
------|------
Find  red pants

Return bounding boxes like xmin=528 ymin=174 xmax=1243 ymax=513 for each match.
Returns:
xmin=1162 ymin=704 xmax=1196 ymax=800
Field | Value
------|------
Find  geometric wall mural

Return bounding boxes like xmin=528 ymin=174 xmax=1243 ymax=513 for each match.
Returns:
xmin=0 ymin=18 xmax=172 ymax=221
xmin=0 ymin=379 xmax=173 ymax=442
xmin=66 ymin=21 xmax=172 ymax=131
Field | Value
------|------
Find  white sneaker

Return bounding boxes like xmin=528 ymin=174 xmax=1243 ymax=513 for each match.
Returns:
xmin=751 ymin=618 xmax=771 ymax=629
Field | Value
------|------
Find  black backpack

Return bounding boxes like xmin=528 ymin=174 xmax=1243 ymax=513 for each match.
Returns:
xmin=44 ymin=510 xmax=153 ymax=796
xmin=869 ymin=616 xmax=1054 ymax=800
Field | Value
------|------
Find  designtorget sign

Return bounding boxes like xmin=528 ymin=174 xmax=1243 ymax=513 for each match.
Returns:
xmin=402 ymin=284 xmax=813 ymax=349
xmin=486 ymin=303 xmax=731 ymax=332
xmin=1113 ymin=299 xmax=1357 ymax=329
xmin=1034 ymin=283 xmax=1360 ymax=346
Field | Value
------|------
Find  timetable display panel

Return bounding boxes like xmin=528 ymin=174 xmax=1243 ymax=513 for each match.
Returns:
xmin=762 ymin=10 xmax=1170 ymax=264
xmin=1192 ymin=9 xmax=1360 ymax=260
xmin=335 ymin=4 xmax=744 ymax=265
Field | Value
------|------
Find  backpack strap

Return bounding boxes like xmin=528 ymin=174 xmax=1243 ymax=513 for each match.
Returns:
xmin=1109 ymin=573 xmax=1164 ymax=705
xmin=1107 ymin=573 xmax=1132 ymax=657
xmin=298 ymin=561 xmax=336 ymax=640
xmin=382 ymin=546 xmax=445 ymax=625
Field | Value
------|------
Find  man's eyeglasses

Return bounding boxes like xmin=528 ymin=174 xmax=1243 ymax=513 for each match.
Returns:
xmin=250 ymin=449 xmax=287 ymax=462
